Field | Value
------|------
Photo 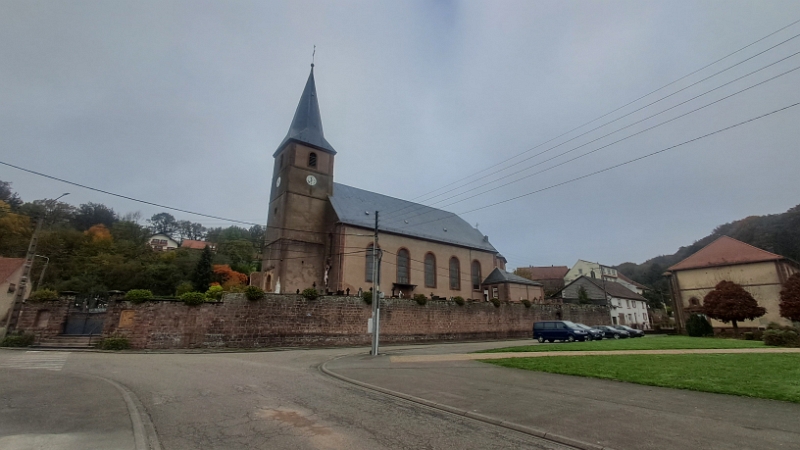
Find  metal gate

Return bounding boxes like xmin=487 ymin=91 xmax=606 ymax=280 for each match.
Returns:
xmin=63 ymin=294 xmax=108 ymax=335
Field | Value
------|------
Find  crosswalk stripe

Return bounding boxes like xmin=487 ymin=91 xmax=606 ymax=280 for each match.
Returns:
xmin=0 ymin=351 xmax=70 ymax=371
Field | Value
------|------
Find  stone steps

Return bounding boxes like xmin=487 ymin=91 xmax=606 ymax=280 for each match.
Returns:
xmin=34 ymin=335 xmax=99 ymax=349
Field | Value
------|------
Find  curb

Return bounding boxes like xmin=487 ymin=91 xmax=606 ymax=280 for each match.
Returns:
xmin=93 ymin=375 xmax=162 ymax=450
xmin=320 ymin=355 xmax=618 ymax=450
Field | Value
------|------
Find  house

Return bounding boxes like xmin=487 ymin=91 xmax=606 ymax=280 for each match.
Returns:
xmin=258 ymin=65 xmax=525 ymax=299
xmin=564 ymin=260 xmax=645 ymax=295
xmin=0 ymin=257 xmax=28 ymax=336
xmin=180 ymin=239 xmax=215 ymax=251
xmin=482 ymin=268 xmax=544 ymax=303
xmin=664 ymin=236 xmax=800 ymax=332
xmin=513 ymin=265 xmax=568 ymax=295
xmin=553 ymin=275 xmax=650 ymax=328
xmin=148 ymin=234 xmax=179 ymax=252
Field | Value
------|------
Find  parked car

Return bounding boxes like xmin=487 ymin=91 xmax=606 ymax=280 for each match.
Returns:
xmin=574 ymin=323 xmax=603 ymax=340
xmin=592 ymin=325 xmax=630 ymax=339
xmin=533 ymin=320 xmax=590 ymax=343
xmin=613 ymin=325 xmax=645 ymax=337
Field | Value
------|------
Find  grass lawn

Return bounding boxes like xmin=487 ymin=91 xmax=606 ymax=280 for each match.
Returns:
xmin=482 ymin=353 xmax=800 ymax=403
xmin=478 ymin=336 xmax=766 ymax=353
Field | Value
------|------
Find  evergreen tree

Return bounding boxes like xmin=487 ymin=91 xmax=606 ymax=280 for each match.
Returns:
xmin=192 ymin=245 xmax=214 ymax=292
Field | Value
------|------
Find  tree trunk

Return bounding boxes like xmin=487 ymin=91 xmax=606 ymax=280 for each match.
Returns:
xmin=732 ymin=320 xmax=738 ymax=337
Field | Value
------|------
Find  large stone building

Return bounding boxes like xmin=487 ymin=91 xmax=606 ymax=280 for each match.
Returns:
xmin=257 ymin=66 xmax=541 ymax=302
xmin=665 ymin=236 xmax=800 ymax=332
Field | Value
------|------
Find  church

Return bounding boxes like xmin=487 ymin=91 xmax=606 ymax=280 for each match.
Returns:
xmin=256 ymin=65 xmax=542 ymax=303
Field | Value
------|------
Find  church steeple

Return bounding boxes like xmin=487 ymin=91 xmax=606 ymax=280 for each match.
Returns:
xmin=274 ymin=65 xmax=336 ymax=156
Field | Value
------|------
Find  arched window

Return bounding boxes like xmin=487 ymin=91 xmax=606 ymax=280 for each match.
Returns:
xmin=308 ymin=152 xmax=317 ymax=168
xmin=365 ymin=244 xmax=375 ymax=282
xmin=449 ymin=257 xmax=460 ymax=290
xmin=424 ymin=253 xmax=436 ymax=288
xmin=397 ymin=249 xmax=410 ymax=284
xmin=266 ymin=274 xmax=272 ymax=291
xmin=471 ymin=260 xmax=481 ymax=290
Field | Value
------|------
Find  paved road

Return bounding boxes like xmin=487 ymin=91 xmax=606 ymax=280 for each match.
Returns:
xmin=2 ymin=340 xmax=799 ymax=450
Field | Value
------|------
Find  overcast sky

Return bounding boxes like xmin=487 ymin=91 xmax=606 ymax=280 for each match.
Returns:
xmin=2 ymin=0 xmax=800 ymax=269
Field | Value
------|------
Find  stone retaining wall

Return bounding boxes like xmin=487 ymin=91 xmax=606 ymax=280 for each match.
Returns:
xmin=14 ymin=294 xmax=610 ymax=349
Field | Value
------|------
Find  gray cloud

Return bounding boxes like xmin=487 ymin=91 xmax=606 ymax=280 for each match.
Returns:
xmin=2 ymin=0 xmax=800 ymax=268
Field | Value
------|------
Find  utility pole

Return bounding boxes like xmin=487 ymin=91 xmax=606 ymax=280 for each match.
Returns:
xmin=4 ymin=217 xmax=43 ymax=335
xmin=35 ymin=255 xmax=50 ymax=291
xmin=370 ymin=211 xmax=381 ymax=356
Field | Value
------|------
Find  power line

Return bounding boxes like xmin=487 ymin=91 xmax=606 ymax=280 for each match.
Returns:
xmin=396 ymin=101 xmax=800 ymax=230
xmin=392 ymin=60 xmax=800 ymax=225
xmin=421 ymin=61 xmax=800 ymax=214
xmin=383 ymin=21 xmax=800 ymax=220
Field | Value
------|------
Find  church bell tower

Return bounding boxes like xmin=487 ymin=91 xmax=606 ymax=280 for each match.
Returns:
xmin=261 ymin=65 xmax=336 ymax=294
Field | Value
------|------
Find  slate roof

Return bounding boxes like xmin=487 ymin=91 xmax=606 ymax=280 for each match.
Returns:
xmin=517 ymin=266 xmax=569 ymax=280
xmin=582 ymin=276 xmax=645 ymax=301
xmin=274 ymin=66 xmax=336 ymax=156
xmin=482 ymin=267 xmax=542 ymax=286
xmin=329 ymin=183 xmax=497 ymax=252
xmin=0 ymin=257 xmax=25 ymax=283
xmin=666 ymin=236 xmax=785 ymax=272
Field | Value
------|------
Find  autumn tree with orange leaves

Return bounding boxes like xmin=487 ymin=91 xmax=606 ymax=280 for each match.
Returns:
xmin=213 ymin=264 xmax=248 ymax=289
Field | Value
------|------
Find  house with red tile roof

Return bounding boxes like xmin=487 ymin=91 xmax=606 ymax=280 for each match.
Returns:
xmin=0 ymin=257 xmax=28 ymax=336
xmin=180 ymin=239 xmax=215 ymax=251
xmin=514 ymin=266 xmax=569 ymax=295
xmin=664 ymin=236 xmax=799 ymax=333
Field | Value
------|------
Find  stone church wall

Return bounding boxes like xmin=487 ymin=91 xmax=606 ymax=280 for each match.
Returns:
xmin=13 ymin=294 xmax=609 ymax=349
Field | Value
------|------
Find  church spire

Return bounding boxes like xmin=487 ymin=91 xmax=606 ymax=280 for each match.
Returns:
xmin=274 ymin=65 xmax=336 ymax=156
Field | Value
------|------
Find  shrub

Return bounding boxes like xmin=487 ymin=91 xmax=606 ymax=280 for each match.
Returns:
xmin=180 ymin=291 xmax=206 ymax=306
xmin=763 ymin=329 xmax=800 ymax=347
xmin=687 ymin=314 xmax=714 ymax=337
xmin=125 ymin=289 xmax=153 ymax=304
xmin=244 ymin=285 xmax=265 ymax=301
xmin=28 ymin=289 xmax=59 ymax=302
xmin=362 ymin=290 xmax=372 ymax=305
xmin=453 ymin=296 xmax=465 ymax=306
xmin=413 ymin=294 xmax=427 ymax=306
xmin=302 ymin=288 xmax=319 ymax=300
xmin=490 ymin=298 xmax=501 ymax=308
xmin=0 ymin=333 xmax=35 ymax=347
xmin=685 ymin=314 xmax=714 ymax=337
xmin=99 ymin=337 xmax=131 ymax=350
xmin=175 ymin=281 xmax=194 ymax=296
xmin=206 ymin=285 xmax=224 ymax=301
xmin=521 ymin=299 xmax=532 ymax=308
xmin=743 ymin=332 xmax=755 ymax=340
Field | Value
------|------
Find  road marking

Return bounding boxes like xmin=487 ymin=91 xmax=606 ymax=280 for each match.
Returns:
xmin=0 ymin=351 xmax=70 ymax=371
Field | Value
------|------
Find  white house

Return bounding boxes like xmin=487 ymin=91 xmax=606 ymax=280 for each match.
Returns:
xmin=564 ymin=260 xmax=646 ymax=295
xmin=148 ymin=234 xmax=179 ymax=252
xmin=554 ymin=275 xmax=650 ymax=329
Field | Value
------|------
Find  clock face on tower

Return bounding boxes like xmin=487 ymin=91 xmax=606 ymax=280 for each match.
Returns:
xmin=306 ymin=175 xmax=317 ymax=186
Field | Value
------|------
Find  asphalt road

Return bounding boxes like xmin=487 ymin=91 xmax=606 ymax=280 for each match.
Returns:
xmin=2 ymin=340 xmax=799 ymax=450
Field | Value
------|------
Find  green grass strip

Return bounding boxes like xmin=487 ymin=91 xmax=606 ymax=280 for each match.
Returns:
xmin=478 ymin=336 xmax=765 ymax=353
xmin=482 ymin=353 xmax=800 ymax=403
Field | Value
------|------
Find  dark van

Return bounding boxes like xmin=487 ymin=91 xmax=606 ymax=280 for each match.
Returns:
xmin=533 ymin=321 xmax=590 ymax=343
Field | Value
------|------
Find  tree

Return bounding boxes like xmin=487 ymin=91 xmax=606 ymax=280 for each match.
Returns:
xmin=192 ymin=245 xmax=214 ymax=292
xmin=176 ymin=220 xmax=207 ymax=240
xmin=148 ymin=212 xmax=178 ymax=235
xmin=703 ymin=280 xmax=766 ymax=335
xmin=0 ymin=180 xmax=22 ymax=209
xmin=779 ymin=273 xmax=800 ymax=322
xmin=73 ymin=202 xmax=117 ymax=231
xmin=577 ymin=286 xmax=591 ymax=304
